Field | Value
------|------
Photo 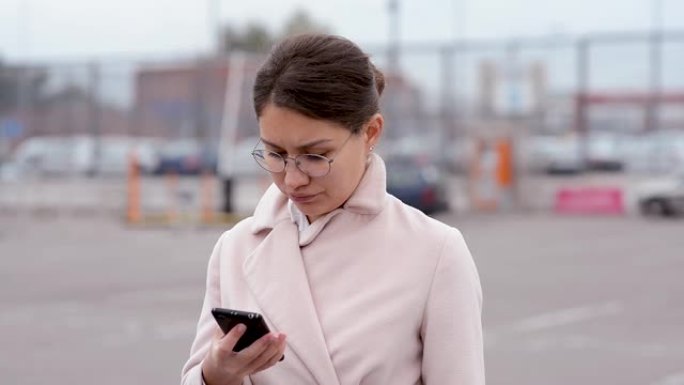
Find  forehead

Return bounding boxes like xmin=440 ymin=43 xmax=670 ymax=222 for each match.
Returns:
xmin=258 ymin=104 xmax=349 ymax=145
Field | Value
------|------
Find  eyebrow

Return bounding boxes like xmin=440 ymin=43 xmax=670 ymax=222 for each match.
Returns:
xmin=260 ymin=138 xmax=333 ymax=150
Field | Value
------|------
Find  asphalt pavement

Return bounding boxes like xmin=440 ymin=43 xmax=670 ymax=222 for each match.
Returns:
xmin=0 ymin=211 xmax=682 ymax=385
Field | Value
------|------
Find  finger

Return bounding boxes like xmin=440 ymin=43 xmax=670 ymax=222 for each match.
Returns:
xmin=218 ymin=323 xmax=247 ymax=351
xmin=251 ymin=335 xmax=287 ymax=373
xmin=276 ymin=333 xmax=287 ymax=359
xmin=250 ymin=350 xmax=282 ymax=374
xmin=238 ymin=331 xmax=277 ymax=359
xmin=247 ymin=334 xmax=286 ymax=372
xmin=242 ymin=333 xmax=282 ymax=373
xmin=273 ymin=333 xmax=286 ymax=358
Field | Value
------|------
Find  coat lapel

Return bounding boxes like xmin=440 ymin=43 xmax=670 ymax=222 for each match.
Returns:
xmin=243 ymin=220 xmax=341 ymax=385
xmin=242 ymin=154 xmax=388 ymax=384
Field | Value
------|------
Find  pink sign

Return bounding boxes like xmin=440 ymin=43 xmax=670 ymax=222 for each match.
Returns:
xmin=554 ymin=187 xmax=624 ymax=215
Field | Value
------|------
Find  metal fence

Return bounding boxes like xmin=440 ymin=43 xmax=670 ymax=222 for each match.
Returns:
xmin=1 ymin=30 xmax=683 ymax=215
xmin=2 ymin=31 xmax=683 ymax=166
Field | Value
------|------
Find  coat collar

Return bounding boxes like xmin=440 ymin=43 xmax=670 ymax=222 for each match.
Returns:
xmin=250 ymin=153 xmax=388 ymax=246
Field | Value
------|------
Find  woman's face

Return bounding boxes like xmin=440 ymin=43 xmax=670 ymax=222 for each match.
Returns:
xmin=258 ymin=103 xmax=382 ymax=223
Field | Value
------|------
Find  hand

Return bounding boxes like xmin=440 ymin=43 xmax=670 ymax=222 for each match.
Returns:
xmin=201 ymin=324 xmax=287 ymax=385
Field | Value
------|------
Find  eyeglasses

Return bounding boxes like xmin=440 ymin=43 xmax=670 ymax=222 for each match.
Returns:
xmin=251 ymin=133 xmax=354 ymax=178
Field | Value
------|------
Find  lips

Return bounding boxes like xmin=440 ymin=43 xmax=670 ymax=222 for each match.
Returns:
xmin=290 ymin=193 xmax=319 ymax=203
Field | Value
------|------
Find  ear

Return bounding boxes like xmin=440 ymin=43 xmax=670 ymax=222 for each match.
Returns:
xmin=363 ymin=113 xmax=384 ymax=149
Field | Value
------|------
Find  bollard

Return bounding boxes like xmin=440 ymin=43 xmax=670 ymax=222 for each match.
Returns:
xmin=126 ymin=151 xmax=141 ymax=224
xmin=200 ymin=170 xmax=215 ymax=224
xmin=166 ymin=170 xmax=179 ymax=223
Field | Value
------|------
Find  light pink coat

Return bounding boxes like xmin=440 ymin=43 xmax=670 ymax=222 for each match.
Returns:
xmin=181 ymin=154 xmax=484 ymax=385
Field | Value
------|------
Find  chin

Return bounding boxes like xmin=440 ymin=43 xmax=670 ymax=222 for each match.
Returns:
xmin=296 ymin=203 xmax=322 ymax=217
xmin=295 ymin=202 xmax=333 ymax=220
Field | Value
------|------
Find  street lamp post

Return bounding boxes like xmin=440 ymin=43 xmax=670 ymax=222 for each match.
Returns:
xmin=387 ymin=0 xmax=400 ymax=74
xmin=648 ymin=0 xmax=663 ymax=132
xmin=386 ymin=0 xmax=401 ymax=138
xmin=209 ymin=0 xmax=222 ymax=52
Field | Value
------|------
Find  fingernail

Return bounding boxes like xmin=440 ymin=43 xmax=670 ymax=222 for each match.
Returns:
xmin=235 ymin=324 xmax=246 ymax=333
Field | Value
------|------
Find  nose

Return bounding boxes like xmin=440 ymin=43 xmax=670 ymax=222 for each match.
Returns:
xmin=283 ymin=159 xmax=309 ymax=189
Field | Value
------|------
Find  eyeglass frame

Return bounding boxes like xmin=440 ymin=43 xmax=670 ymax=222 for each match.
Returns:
xmin=251 ymin=132 xmax=356 ymax=178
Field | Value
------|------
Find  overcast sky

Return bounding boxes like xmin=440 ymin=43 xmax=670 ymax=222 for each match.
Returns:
xmin=0 ymin=0 xmax=683 ymax=60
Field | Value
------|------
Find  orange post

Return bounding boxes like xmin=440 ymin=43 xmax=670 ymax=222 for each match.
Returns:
xmin=166 ymin=170 xmax=179 ymax=223
xmin=127 ymin=151 xmax=141 ymax=223
xmin=200 ymin=170 xmax=215 ymax=224
xmin=495 ymin=138 xmax=513 ymax=188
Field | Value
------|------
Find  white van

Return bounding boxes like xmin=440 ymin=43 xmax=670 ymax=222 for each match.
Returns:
xmin=1 ymin=135 xmax=160 ymax=179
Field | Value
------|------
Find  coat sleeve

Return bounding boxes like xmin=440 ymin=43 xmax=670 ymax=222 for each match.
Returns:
xmin=180 ymin=232 xmax=252 ymax=385
xmin=420 ymin=227 xmax=485 ymax=385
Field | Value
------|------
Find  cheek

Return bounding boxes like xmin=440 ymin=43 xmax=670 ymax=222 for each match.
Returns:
xmin=269 ymin=172 xmax=287 ymax=192
xmin=325 ymin=153 xmax=367 ymax=196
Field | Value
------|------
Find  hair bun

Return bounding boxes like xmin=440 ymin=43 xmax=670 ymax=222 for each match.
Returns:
xmin=371 ymin=64 xmax=385 ymax=96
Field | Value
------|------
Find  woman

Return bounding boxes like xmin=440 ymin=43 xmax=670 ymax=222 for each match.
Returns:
xmin=181 ymin=34 xmax=484 ymax=385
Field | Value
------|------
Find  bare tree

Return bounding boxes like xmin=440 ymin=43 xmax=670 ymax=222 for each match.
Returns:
xmin=220 ymin=9 xmax=331 ymax=53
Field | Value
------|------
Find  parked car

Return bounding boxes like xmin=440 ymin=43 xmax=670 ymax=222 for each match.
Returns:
xmin=2 ymin=136 xmax=79 ymax=178
xmin=621 ymin=131 xmax=684 ymax=174
xmin=0 ymin=135 xmax=159 ymax=179
xmin=385 ymin=155 xmax=449 ymax=215
xmin=586 ymin=133 xmax=624 ymax=172
xmin=636 ymin=173 xmax=684 ymax=217
xmin=95 ymin=137 xmax=160 ymax=176
xmin=154 ymin=139 xmax=217 ymax=175
xmin=523 ymin=135 xmax=586 ymax=175
xmin=381 ymin=134 xmax=470 ymax=174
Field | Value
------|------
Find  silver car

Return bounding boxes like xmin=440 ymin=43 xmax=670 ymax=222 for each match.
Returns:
xmin=637 ymin=174 xmax=684 ymax=217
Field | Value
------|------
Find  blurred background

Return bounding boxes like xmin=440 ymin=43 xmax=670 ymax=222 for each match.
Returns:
xmin=1 ymin=0 xmax=683 ymax=384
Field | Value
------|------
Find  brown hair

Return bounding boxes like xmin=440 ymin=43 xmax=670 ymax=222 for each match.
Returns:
xmin=253 ymin=34 xmax=385 ymax=133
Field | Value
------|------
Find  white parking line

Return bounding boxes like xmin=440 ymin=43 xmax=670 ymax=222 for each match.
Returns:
xmin=510 ymin=301 xmax=623 ymax=333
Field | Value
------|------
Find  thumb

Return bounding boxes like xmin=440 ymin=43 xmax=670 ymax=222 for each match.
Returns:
xmin=219 ymin=323 xmax=247 ymax=351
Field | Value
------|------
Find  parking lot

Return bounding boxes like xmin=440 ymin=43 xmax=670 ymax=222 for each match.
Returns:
xmin=1 ymin=209 xmax=682 ymax=385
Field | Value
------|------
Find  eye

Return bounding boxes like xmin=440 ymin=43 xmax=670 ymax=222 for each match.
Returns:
xmin=303 ymin=154 xmax=327 ymax=162
xmin=305 ymin=149 xmax=330 ymax=157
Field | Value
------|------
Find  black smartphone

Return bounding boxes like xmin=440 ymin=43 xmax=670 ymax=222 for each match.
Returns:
xmin=211 ymin=307 xmax=284 ymax=361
